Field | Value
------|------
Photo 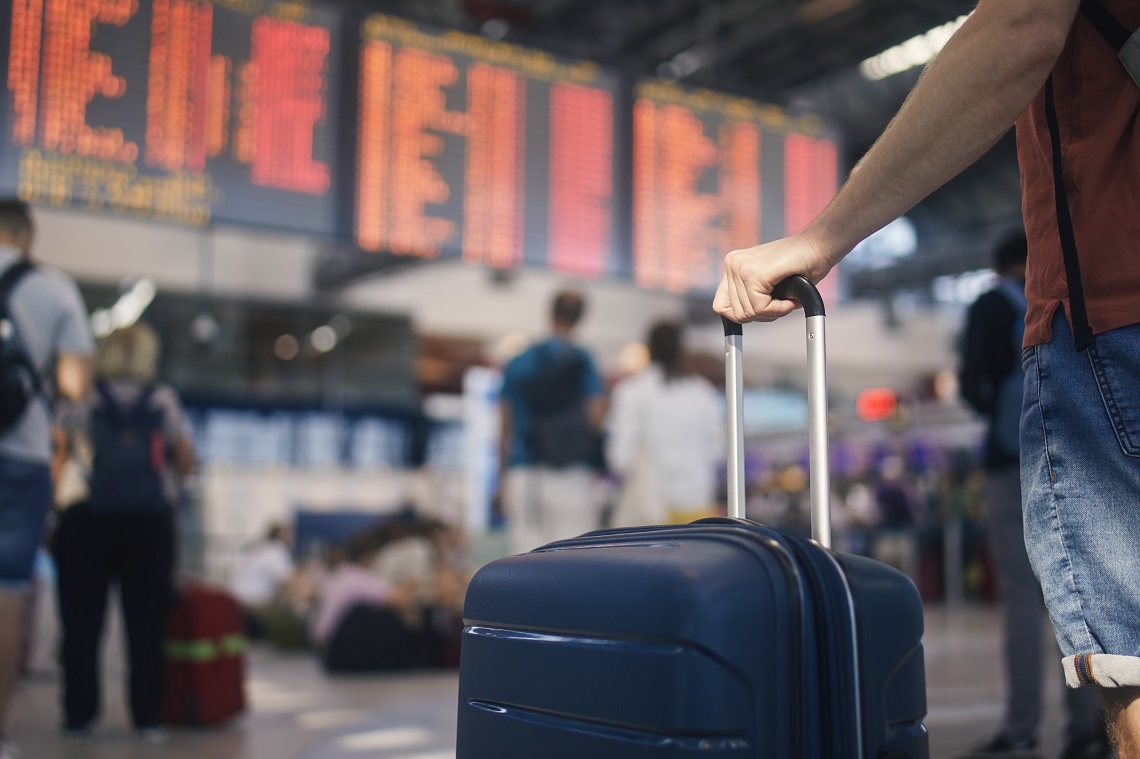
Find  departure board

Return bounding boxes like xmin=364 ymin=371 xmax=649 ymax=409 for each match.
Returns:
xmin=632 ymin=80 xmax=840 ymax=293
xmin=355 ymin=14 xmax=619 ymax=277
xmin=1 ymin=0 xmax=342 ymax=233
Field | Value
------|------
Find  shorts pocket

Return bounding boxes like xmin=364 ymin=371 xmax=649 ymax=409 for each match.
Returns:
xmin=1087 ymin=325 xmax=1140 ymax=457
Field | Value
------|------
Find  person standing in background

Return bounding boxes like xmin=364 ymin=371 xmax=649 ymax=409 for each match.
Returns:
xmin=498 ymin=290 xmax=605 ymax=554
xmin=0 ymin=200 xmax=93 ymax=759
xmin=959 ymin=232 xmax=1107 ymax=758
xmin=606 ymin=322 xmax=723 ymax=527
xmin=52 ymin=323 xmax=196 ymax=742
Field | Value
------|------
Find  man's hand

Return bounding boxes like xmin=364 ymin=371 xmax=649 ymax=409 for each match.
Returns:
xmin=714 ymin=0 xmax=1077 ymax=326
xmin=713 ymin=231 xmax=835 ymax=323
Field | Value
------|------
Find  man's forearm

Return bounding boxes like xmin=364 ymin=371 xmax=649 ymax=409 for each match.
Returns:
xmin=806 ymin=0 xmax=1078 ymax=264
xmin=56 ymin=354 xmax=92 ymax=402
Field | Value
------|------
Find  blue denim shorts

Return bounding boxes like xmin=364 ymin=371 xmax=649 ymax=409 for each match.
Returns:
xmin=1022 ymin=309 xmax=1140 ymax=688
xmin=0 ymin=455 xmax=52 ymax=590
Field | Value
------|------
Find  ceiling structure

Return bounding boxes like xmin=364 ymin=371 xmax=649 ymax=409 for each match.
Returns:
xmin=322 ymin=0 xmax=1024 ymax=298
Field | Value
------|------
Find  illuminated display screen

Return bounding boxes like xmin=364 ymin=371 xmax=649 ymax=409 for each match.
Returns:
xmin=632 ymin=80 xmax=840 ymax=294
xmin=355 ymin=14 xmax=619 ymax=278
xmin=0 ymin=0 xmax=342 ymax=233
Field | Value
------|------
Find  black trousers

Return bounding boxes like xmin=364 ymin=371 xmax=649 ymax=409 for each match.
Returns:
xmin=54 ymin=503 xmax=175 ymax=730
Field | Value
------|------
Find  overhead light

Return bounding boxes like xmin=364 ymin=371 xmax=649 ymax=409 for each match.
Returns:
xmin=859 ymin=14 xmax=970 ymax=81
xmin=274 ymin=334 xmax=300 ymax=361
xmin=657 ymin=46 xmax=710 ymax=81
xmin=310 ymin=325 xmax=338 ymax=353
xmin=481 ymin=18 xmax=509 ymax=40
xmin=190 ymin=312 xmax=220 ymax=344
xmin=90 ymin=278 xmax=157 ymax=337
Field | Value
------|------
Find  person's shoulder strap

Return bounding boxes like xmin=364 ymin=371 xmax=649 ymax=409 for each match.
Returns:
xmin=1081 ymin=0 xmax=1131 ymax=53
xmin=130 ymin=383 xmax=159 ymax=416
xmin=0 ymin=261 xmax=52 ymax=407
xmin=94 ymin=379 xmax=122 ymax=418
xmin=1080 ymin=0 xmax=1140 ymax=88
xmin=1044 ymin=76 xmax=1095 ymax=352
xmin=0 ymin=261 xmax=34 ymax=318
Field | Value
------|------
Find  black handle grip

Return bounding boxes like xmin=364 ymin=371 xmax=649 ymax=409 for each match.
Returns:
xmin=772 ymin=275 xmax=825 ymax=318
xmin=720 ymin=275 xmax=825 ymax=336
xmin=720 ymin=315 xmax=742 ymax=337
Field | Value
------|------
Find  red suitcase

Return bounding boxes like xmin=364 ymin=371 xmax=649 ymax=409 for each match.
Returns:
xmin=163 ymin=582 xmax=247 ymax=726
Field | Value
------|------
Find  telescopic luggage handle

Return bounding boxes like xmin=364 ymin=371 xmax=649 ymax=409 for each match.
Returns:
xmin=721 ymin=275 xmax=831 ymax=548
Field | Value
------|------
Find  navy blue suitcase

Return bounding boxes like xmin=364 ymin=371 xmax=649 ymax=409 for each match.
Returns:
xmin=457 ymin=277 xmax=929 ymax=758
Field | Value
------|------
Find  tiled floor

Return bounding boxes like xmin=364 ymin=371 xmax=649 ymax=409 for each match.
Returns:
xmin=7 ymin=603 xmax=1082 ymax=758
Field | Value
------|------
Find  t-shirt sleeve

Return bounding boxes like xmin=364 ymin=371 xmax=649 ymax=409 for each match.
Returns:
xmin=52 ymin=275 xmax=94 ymax=355
xmin=580 ymin=350 xmax=604 ymax=398
xmin=154 ymin=385 xmax=194 ymax=445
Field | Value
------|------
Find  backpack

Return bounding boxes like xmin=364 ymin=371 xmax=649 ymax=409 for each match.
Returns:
xmin=0 ymin=261 xmax=47 ymax=434
xmin=991 ymin=281 xmax=1027 ymax=459
xmin=518 ymin=343 xmax=598 ymax=468
xmin=87 ymin=381 xmax=169 ymax=513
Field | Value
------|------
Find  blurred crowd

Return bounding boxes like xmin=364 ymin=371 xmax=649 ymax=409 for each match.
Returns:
xmin=230 ymin=511 xmax=469 ymax=673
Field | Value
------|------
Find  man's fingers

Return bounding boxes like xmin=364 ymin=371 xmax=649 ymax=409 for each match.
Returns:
xmin=757 ymin=298 xmax=799 ymax=322
xmin=726 ymin=273 xmax=745 ymax=323
xmin=732 ymin=274 xmax=755 ymax=322
xmin=713 ymin=275 xmax=734 ymax=319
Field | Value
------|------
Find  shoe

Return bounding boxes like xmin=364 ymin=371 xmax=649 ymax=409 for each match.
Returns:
xmin=958 ymin=734 xmax=1040 ymax=758
xmin=135 ymin=728 xmax=169 ymax=745
xmin=1060 ymin=735 xmax=1112 ymax=759
xmin=61 ymin=726 xmax=90 ymax=741
xmin=0 ymin=738 xmax=21 ymax=759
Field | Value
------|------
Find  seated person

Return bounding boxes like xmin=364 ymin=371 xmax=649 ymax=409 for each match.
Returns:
xmin=231 ymin=524 xmax=295 ymax=639
xmin=312 ymin=527 xmax=467 ymax=673
xmin=309 ymin=538 xmax=415 ymax=650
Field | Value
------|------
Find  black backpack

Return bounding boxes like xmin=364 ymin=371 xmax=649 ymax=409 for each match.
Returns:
xmin=518 ymin=343 xmax=599 ymax=468
xmin=0 ymin=261 xmax=47 ymax=434
xmin=88 ymin=381 xmax=169 ymax=513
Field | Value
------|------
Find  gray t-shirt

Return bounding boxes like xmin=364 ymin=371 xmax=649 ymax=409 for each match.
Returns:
xmin=0 ymin=245 xmax=94 ymax=464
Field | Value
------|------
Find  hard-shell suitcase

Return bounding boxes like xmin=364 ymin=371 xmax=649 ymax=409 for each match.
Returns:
xmin=162 ymin=582 xmax=247 ymax=726
xmin=456 ymin=277 xmax=929 ymax=758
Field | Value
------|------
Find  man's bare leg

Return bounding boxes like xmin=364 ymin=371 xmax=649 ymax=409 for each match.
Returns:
xmin=1103 ymin=686 xmax=1140 ymax=758
xmin=0 ymin=591 xmax=26 ymax=738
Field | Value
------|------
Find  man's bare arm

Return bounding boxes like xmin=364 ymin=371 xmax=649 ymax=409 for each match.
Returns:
xmin=172 ymin=437 xmax=197 ymax=477
xmin=587 ymin=396 xmax=606 ymax=432
xmin=55 ymin=353 xmax=92 ymax=403
xmin=715 ymin=0 xmax=1079 ymax=323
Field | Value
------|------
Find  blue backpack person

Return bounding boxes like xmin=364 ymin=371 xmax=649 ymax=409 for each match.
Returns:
xmin=87 ymin=381 xmax=168 ymax=513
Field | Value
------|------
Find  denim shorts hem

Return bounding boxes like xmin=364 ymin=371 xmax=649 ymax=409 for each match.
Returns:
xmin=0 ymin=579 xmax=31 ymax=592
xmin=1063 ymin=654 xmax=1140 ymax=688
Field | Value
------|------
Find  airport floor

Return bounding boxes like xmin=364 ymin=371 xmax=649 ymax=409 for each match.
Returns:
xmin=8 ymin=603 xmax=1083 ymax=759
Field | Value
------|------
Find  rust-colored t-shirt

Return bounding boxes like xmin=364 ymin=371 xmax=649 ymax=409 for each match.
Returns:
xmin=1016 ymin=1 xmax=1140 ymax=346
